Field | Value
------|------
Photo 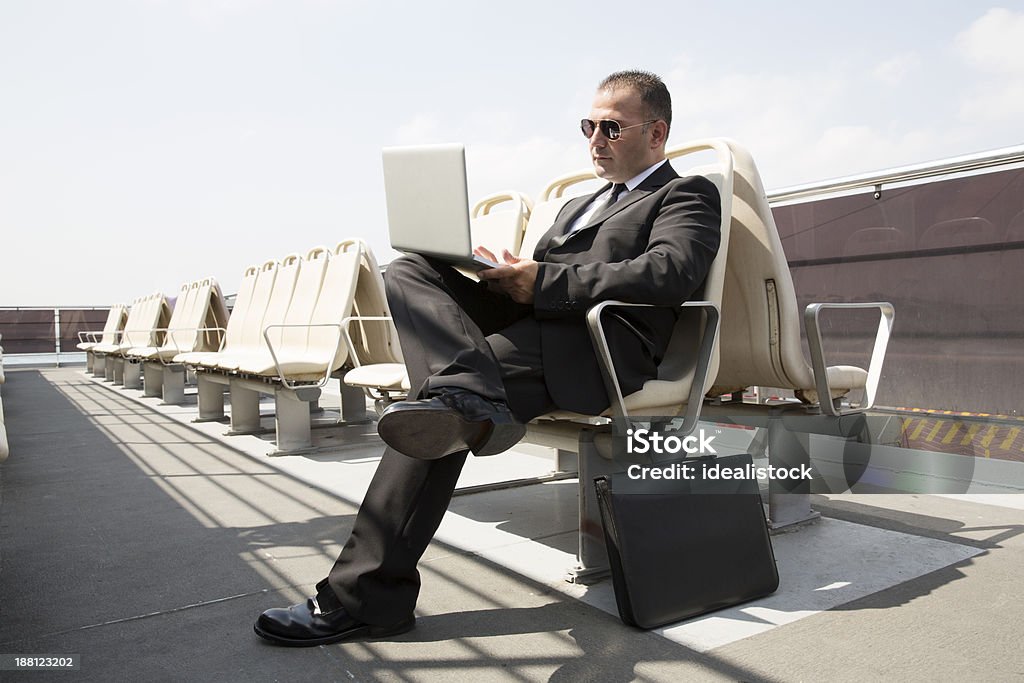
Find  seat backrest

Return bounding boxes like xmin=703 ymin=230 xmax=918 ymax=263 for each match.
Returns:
xmin=200 ymin=278 xmax=230 ymax=352
xmin=709 ymin=139 xmax=817 ymax=394
xmin=123 ymin=292 xmax=169 ymax=348
xmin=165 ymin=282 xmax=198 ymax=341
xmin=99 ymin=304 xmax=129 ymax=345
xmin=340 ymin=239 xmax=403 ymax=365
xmin=518 ymin=170 xmax=601 ymax=258
xmin=651 ymin=141 xmax=735 ymax=398
xmin=235 ymin=260 xmax=280 ymax=350
xmin=470 ymin=191 xmax=532 ymax=258
xmin=162 ymin=277 xmax=227 ymax=353
xmin=223 ymin=265 xmax=260 ymax=349
xmin=278 ymin=246 xmax=331 ymax=355
xmin=253 ymin=254 xmax=302 ymax=352
xmin=306 ymin=242 xmax=362 ymax=372
xmin=116 ymin=297 xmax=143 ymax=345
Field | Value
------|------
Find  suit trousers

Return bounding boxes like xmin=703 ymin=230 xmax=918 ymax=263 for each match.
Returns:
xmin=320 ymin=254 xmax=560 ymax=625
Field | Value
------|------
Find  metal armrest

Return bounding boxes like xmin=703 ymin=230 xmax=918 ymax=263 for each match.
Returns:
xmin=165 ymin=326 xmax=229 ymax=365
xmin=804 ymin=302 xmax=895 ymax=416
xmin=339 ymin=315 xmax=394 ymax=369
xmin=586 ymin=300 xmax=720 ymax=435
xmin=78 ymin=330 xmax=102 ymax=344
xmin=262 ymin=323 xmax=345 ymax=390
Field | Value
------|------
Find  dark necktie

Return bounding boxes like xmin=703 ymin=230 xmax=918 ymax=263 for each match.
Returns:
xmin=596 ymin=183 xmax=627 ymax=215
xmin=562 ymin=183 xmax=629 ymax=239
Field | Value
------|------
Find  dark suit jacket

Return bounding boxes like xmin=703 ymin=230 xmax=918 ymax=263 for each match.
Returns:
xmin=530 ymin=160 xmax=721 ymax=413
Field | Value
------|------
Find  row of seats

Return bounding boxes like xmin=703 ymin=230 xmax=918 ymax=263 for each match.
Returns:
xmin=77 ymin=304 xmax=128 ymax=373
xmin=87 ymin=293 xmax=170 ymax=385
xmin=127 ymin=278 xmax=229 ymax=403
xmin=177 ymin=241 xmax=367 ymax=452
xmin=80 ymin=241 xmax=390 ymax=454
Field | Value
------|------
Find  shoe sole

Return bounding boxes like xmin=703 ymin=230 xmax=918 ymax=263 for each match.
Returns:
xmin=377 ymin=407 xmax=476 ymax=460
xmin=253 ymin=616 xmax=415 ymax=647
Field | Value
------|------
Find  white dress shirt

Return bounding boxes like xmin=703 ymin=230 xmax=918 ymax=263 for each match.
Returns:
xmin=566 ymin=159 xmax=669 ymax=234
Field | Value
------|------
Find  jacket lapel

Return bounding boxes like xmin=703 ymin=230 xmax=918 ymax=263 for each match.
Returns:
xmin=533 ymin=185 xmax=609 ymax=258
xmin=545 ymin=161 xmax=679 ymax=251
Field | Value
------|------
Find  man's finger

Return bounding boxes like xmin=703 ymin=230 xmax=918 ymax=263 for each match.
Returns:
xmin=474 ymin=245 xmax=498 ymax=262
xmin=477 ymin=265 xmax=516 ymax=280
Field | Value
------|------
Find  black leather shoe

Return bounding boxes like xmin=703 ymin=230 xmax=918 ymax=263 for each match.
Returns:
xmin=377 ymin=388 xmax=526 ymax=460
xmin=254 ymin=597 xmax=415 ymax=647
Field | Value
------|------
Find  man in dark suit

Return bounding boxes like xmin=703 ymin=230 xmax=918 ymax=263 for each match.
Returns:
xmin=254 ymin=70 xmax=722 ymax=646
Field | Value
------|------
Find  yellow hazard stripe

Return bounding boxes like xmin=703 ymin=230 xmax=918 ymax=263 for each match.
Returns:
xmin=941 ymin=423 xmax=961 ymax=445
xmin=1002 ymin=427 xmax=1021 ymax=452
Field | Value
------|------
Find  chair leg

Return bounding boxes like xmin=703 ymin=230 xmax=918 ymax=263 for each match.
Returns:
xmin=766 ymin=414 xmax=820 ymax=529
xmin=196 ymin=374 xmax=226 ymax=421
xmin=274 ymin=388 xmax=313 ymax=453
xmin=162 ymin=366 xmax=186 ymax=404
xmin=143 ymin=363 xmax=164 ymax=397
xmin=566 ymin=428 xmax=623 ymax=583
xmin=340 ymin=381 xmax=370 ymax=424
xmin=123 ymin=361 xmax=142 ymax=390
xmin=229 ymin=381 xmax=261 ymax=434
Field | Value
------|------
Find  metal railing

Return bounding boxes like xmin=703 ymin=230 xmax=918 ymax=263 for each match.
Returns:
xmin=0 ymin=306 xmax=110 ymax=366
xmin=768 ymin=143 xmax=1024 ymax=204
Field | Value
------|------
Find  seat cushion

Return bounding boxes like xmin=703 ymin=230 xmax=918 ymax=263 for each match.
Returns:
xmin=344 ymin=363 xmax=411 ymax=392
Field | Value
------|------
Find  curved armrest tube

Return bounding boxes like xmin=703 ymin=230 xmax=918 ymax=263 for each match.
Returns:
xmin=262 ymin=323 xmax=346 ymax=390
xmin=585 ymin=299 xmax=720 ymax=436
xmin=804 ymin=302 xmax=895 ymax=416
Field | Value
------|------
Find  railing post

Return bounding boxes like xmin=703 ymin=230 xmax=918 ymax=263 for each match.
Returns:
xmin=54 ymin=307 xmax=62 ymax=367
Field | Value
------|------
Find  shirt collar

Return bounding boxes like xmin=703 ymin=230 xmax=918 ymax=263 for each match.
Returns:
xmin=622 ymin=158 xmax=668 ymax=192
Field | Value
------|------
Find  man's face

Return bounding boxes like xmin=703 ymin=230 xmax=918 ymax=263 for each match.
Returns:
xmin=586 ymin=86 xmax=659 ymax=182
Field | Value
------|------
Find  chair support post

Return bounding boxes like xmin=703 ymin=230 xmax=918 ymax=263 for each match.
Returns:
xmin=196 ymin=374 xmax=226 ymax=421
xmin=162 ymin=366 xmax=186 ymax=405
xmin=274 ymin=388 xmax=314 ymax=453
xmin=143 ymin=362 xmax=163 ymax=398
xmin=123 ymin=361 xmax=142 ymax=390
xmin=340 ymin=380 xmax=370 ymax=424
xmin=229 ymin=381 xmax=261 ymax=434
xmin=766 ymin=408 xmax=820 ymax=529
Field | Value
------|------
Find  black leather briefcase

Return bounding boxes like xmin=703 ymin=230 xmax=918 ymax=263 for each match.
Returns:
xmin=594 ymin=452 xmax=779 ymax=629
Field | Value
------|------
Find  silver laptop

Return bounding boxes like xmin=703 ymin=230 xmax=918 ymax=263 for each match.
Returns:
xmin=381 ymin=143 xmax=500 ymax=270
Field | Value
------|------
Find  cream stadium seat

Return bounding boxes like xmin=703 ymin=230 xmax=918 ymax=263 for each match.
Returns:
xmin=77 ymin=304 xmax=128 ymax=375
xmin=92 ymin=293 xmax=170 ymax=386
xmin=698 ymin=139 xmax=895 ymax=529
xmin=184 ymin=244 xmax=363 ymax=454
xmin=125 ymin=278 xmax=229 ymax=403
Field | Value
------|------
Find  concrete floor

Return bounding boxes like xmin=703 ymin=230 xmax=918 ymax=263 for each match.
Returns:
xmin=2 ymin=366 xmax=1023 ymax=682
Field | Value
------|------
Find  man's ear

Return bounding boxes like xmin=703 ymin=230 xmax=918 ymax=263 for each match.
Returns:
xmin=649 ymin=120 xmax=669 ymax=149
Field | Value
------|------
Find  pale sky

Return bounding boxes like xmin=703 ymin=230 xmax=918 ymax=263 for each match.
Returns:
xmin=2 ymin=1 xmax=1023 ymax=306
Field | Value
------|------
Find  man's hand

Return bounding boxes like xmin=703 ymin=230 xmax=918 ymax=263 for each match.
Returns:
xmin=475 ymin=246 xmax=538 ymax=304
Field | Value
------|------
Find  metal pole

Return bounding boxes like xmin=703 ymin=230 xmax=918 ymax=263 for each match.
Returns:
xmin=54 ymin=307 xmax=62 ymax=367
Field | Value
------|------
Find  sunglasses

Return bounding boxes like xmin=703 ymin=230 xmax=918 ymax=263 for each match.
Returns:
xmin=580 ymin=118 xmax=657 ymax=141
